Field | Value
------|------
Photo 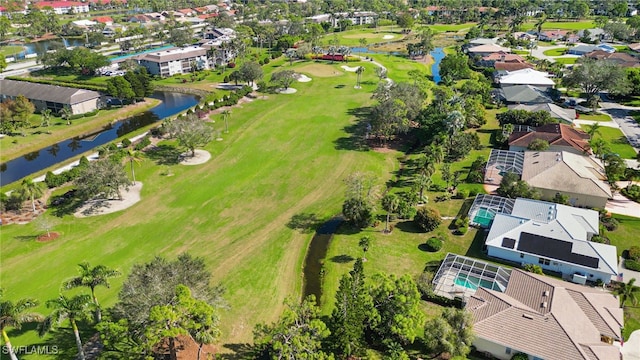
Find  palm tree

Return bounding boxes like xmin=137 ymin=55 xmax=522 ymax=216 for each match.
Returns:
xmin=20 ymin=178 xmax=43 ymax=213
xmin=221 ymin=110 xmax=231 ymax=133
xmin=381 ymin=193 xmax=400 ymax=233
xmin=415 ymin=173 xmax=432 ymax=204
xmin=445 ymin=110 xmax=465 ymax=147
xmin=62 ymin=262 xmax=120 ymax=322
xmin=61 ymin=107 xmax=73 ymax=125
xmin=358 ymin=235 xmax=371 ymax=261
xmin=420 ymin=156 xmax=436 ymax=177
xmin=358 ymin=37 xmax=367 ymax=53
xmin=125 ymin=149 xmax=143 ymax=184
xmin=355 ymin=66 xmax=364 ymax=88
xmin=586 ymin=122 xmax=602 ymax=137
xmin=0 ymin=290 xmax=43 ymax=360
xmin=40 ymin=109 xmax=52 ymax=128
xmin=535 ymin=15 xmax=547 ymax=41
xmin=427 ymin=143 xmax=444 ymax=164
xmin=40 ymin=294 xmax=93 ymax=360
xmin=614 ymin=278 xmax=640 ymax=308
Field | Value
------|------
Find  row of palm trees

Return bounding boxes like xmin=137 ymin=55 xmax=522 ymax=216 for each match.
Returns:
xmin=1 ymin=262 xmax=120 ymax=360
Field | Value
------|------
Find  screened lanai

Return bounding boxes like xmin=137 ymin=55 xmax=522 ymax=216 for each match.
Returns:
xmin=484 ymin=149 xmax=525 ymax=185
xmin=468 ymin=194 xmax=516 ymax=228
xmin=432 ymin=253 xmax=512 ymax=300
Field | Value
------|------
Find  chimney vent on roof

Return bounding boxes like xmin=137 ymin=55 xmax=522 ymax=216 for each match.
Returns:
xmin=522 ymin=314 xmax=534 ymax=320
xmin=543 ymin=290 xmax=549 ymax=296
xmin=541 ymin=301 xmax=548 ymax=308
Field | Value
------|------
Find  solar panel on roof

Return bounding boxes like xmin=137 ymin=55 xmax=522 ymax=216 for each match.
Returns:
xmin=517 ymin=232 xmax=599 ymax=268
xmin=502 ymin=238 xmax=516 ymax=249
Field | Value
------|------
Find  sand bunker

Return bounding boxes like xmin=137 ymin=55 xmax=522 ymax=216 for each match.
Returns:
xmin=341 ymin=65 xmax=360 ymax=72
xmin=276 ymin=88 xmax=298 ymax=94
xmin=297 ymin=74 xmax=312 ymax=82
xmin=74 ymin=182 xmax=143 ymax=218
xmin=383 ymin=35 xmax=395 ymax=39
xmin=180 ymin=149 xmax=211 ymax=165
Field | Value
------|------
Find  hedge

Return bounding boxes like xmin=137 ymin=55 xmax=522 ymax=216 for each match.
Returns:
xmin=424 ymin=237 xmax=443 ymax=252
xmin=625 ymin=259 xmax=640 ymax=271
xmin=5 ymin=76 xmax=107 ymax=92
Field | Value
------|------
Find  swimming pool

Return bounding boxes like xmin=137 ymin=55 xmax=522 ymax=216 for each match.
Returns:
xmin=473 ymin=207 xmax=495 ymax=227
xmin=454 ymin=274 xmax=497 ymax=291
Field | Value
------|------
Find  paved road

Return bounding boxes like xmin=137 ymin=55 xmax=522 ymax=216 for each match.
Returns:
xmin=599 ymin=99 xmax=640 ymax=152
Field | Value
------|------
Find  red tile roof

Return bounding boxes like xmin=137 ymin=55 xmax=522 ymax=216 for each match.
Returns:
xmin=585 ymin=50 xmax=640 ymax=67
xmin=92 ymin=16 xmax=113 ymax=23
xmin=35 ymin=1 xmax=84 ymax=8
xmin=494 ymin=61 xmax=534 ymax=71
xmin=508 ymin=123 xmax=590 ymax=153
xmin=482 ymin=51 xmax=525 ymax=62
xmin=177 ymin=8 xmax=193 ymax=14
xmin=198 ymin=13 xmax=217 ymax=19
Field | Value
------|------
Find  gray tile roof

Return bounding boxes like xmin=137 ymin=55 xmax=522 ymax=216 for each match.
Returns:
xmin=468 ymin=269 xmax=622 ymax=360
xmin=501 ymin=85 xmax=552 ymax=103
xmin=137 ymin=46 xmax=207 ymax=63
xmin=0 ymin=79 xmax=101 ymax=105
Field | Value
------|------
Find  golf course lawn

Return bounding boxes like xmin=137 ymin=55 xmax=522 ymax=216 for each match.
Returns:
xmin=521 ymin=20 xmax=596 ymax=31
xmin=326 ymin=27 xmax=406 ymax=47
xmin=1 ymin=60 xmax=399 ymax=357
xmin=0 ymin=45 xmax=24 ymax=57
xmin=543 ymin=47 xmax=568 ymax=56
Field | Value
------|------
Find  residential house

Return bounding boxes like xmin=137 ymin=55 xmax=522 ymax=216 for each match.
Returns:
xmin=511 ymin=32 xmax=537 ymax=41
xmin=499 ymin=85 xmax=553 ymax=104
xmin=145 ymin=12 xmax=165 ymax=21
xmin=0 ymin=79 xmax=101 ymax=115
xmin=537 ymin=30 xmax=569 ymax=41
xmin=585 ymin=50 xmax=640 ymax=68
xmin=484 ymin=197 xmax=618 ymax=284
xmin=478 ymin=52 xmax=525 ymax=67
xmin=494 ymin=60 xmax=534 ymax=72
xmin=306 ymin=14 xmax=332 ymax=24
xmin=508 ymin=123 xmax=589 ymax=153
xmin=92 ymin=16 xmax=114 ymax=26
xmin=136 ymin=46 xmax=209 ymax=77
xmin=498 ymin=68 xmax=555 ymax=89
xmin=177 ymin=8 xmax=195 ymax=17
xmin=507 ymin=104 xmax=577 ymax=124
xmin=468 ymin=269 xmax=622 ymax=360
xmin=345 ymin=11 xmax=378 ymax=26
xmin=467 ymin=44 xmax=511 ymax=57
xmin=128 ymin=14 xmax=152 ymax=24
xmin=468 ymin=37 xmax=500 ymax=46
xmin=484 ymin=150 xmax=611 ymax=208
xmin=568 ymin=44 xmax=616 ymax=56
xmin=577 ymin=28 xmax=611 ymax=43
xmin=628 ymin=43 xmax=640 ymax=52
xmin=71 ymin=19 xmax=97 ymax=29
xmin=34 ymin=1 xmax=89 ymax=14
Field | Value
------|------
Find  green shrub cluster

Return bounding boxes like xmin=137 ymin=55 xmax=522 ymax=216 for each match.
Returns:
xmin=424 ymin=236 xmax=443 ymax=252
xmin=205 ymin=85 xmax=253 ymax=111
xmin=523 ymin=264 xmax=543 ymax=274
xmin=44 ymin=156 xmax=90 ymax=188
xmin=134 ymin=136 xmax=151 ymax=150
xmin=625 ymin=245 xmax=640 ymax=271
xmin=622 ymin=184 xmax=640 ymax=203
xmin=454 ymin=217 xmax=469 ymax=235
xmin=414 ymin=207 xmax=442 ymax=232
xmin=626 ymin=259 xmax=640 ymax=271
xmin=5 ymin=76 xmax=107 ymax=92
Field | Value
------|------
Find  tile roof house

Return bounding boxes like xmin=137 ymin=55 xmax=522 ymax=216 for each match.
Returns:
xmin=484 ymin=198 xmax=618 ymax=284
xmin=92 ymin=16 xmax=114 ymax=25
xmin=628 ymin=43 xmax=640 ymax=52
xmin=585 ymin=50 xmax=640 ymax=68
xmin=467 ymin=44 xmax=511 ymax=57
xmin=498 ymin=68 xmax=555 ymax=89
xmin=499 ymin=85 xmax=553 ymax=104
xmin=0 ymin=79 xmax=101 ymax=115
xmin=521 ymin=151 xmax=612 ymax=208
xmin=538 ymin=30 xmax=569 ymax=41
xmin=507 ymin=103 xmax=577 ymax=124
xmin=34 ymin=1 xmax=89 ymax=14
xmin=478 ymin=52 xmax=525 ymax=66
xmin=468 ymin=269 xmax=622 ymax=360
xmin=493 ymin=60 xmax=534 ymax=72
xmin=508 ymin=123 xmax=589 ymax=154
xmin=569 ymin=44 xmax=616 ymax=56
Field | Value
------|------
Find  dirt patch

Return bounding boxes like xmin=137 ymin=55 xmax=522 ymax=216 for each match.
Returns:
xmin=276 ymin=88 xmax=297 ymax=94
xmin=37 ymin=232 xmax=59 ymax=242
xmin=295 ymin=64 xmax=343 ymax=77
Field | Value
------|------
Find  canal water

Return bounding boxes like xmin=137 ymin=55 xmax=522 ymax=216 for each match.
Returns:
xmin=0 ymin=91 xmax=199 ymax=186
xmin=7 ymin=38 xmax=86 ymax=60
xmin=302 ymin=216 xmax=344 ymax=303
xmin=430 ymin=47 xmax=446 ymax=84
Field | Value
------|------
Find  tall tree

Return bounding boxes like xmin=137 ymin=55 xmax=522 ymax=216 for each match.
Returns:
xmin=381 ymin=193 xmax=400 ymax=233
xmin=40 ymin=294 xmax=93 ymax=360
xmin=165 ymin=115 xmax=214 ymax=157
xmin=563 ymin=58 xmax=630 ymax=109
xmin=253 ymin=296 xmax=331 ymax=359
xmin=329 ymin=259 xmax=374 ymax=357
xmin=355 ymin=66 xmax=365 ymax=88
xmin=125 ymin=149 xmax=143 ymax=184
xmin=145 ymin=285 xmax=220 ymax=360
xmin=423 ymin=308 xmax=474 ymax=359
xmin=358 ymin=236 xmax=371 ymax=261
xmin=107 ymin=76 xmax=136 ymax=104
xmin=40 ymin=108 xmax=52 ymax=128
xmin=614 ymin=278 xmax=640 ymax=307
xmin=367 ymin=274 xmax=425 ymax=347
xmin=238 ymin=61 xmax=263 ymax=86
xmin=18 ymin=178 xmax=43 ymax=213
xmin=63 ymin=262 xmax=121 ymax=322
xmin=0 ymin=290 xmax=43 ymax=360
xmin=221 ymin=110 xmax=231 ymax=133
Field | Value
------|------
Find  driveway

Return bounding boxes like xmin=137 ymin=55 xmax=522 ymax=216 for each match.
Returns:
xmin=599 ymin=99 xmax=640 ymax=151
xmin=606 ymin=192 xmax=640 ymax=217
xmin=623 ymin=330 xmax=640 ymax=360
xmin=529 ymin=44 xmax=566 ymax=62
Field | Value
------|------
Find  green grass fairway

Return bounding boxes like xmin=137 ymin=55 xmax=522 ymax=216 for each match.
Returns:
xmin=0 ymin=45 xmax=24 ymax=57
xmin=324 ymin=28 xmax=405 ymax=47
xmin=553 ymin=57 xmax=578 ymax=65
xmin=1 ymin=60 xmax=399 ymax=357
xmin=578 ymin=113 xmax=612 ymax=122
xmin=543 ymin=48 xmax=568 ymax=56
xmin=588 ymin=126 xmax=638 ymax=159
xmin=426 ymin=23 xmax=476 ymax=32
xmin=521 ymin=20 xmax=595 ymax=31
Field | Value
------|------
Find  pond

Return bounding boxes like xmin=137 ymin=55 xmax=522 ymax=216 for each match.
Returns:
xmin=302 ymin=217 xmax=344 ymax=303
xmin=430 ymin=47 xmax=446 ymax=84
xmin=0 ymin=91 xmax=199 ymax=186
xmin=6 ymin=38 xmax=86 ymax=60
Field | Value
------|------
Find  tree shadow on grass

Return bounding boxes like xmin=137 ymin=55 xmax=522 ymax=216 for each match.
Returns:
xmin=286 ymin=213 xmax=324 ymax=233
xmin=146 ymin=144 xmax=182 ymax=165
xmin=465 ymin=228 xmax=488 ymax=260
xmin=20 ymin=320 xmax=97 ymax=360
xmin=14 ymin=235 xmax=39 ymax=242
xmin=330 ymin=254 xmax=355 ymax=263
xmin=334 ymin=222 xmax=363 ymax=235
xmin=333 ymin=106 xmax=372 ymax=151
xmin=50 ymin=195 xmax=84 ymax=218
xmin=219 ymin=343 xmax=254 ymax=360
xmin=395 ymin=220 xmax=423 ymax=234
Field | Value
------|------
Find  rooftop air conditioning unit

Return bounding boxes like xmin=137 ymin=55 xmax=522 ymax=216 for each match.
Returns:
xmin=572 ymin=273 xmax=587 ymax=285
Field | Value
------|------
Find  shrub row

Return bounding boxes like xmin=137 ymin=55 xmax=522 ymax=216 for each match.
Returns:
xmin=203 ymin=85 xmax=252 ymax=111
xmin=625 ymin=259 xmax=640 ymax=271
xmin=5 ymin=76 xmax=107 ymax=92
xmin=622 ymin=184 xmax=640 ymax=203
xmin=44 ymin=156 xmax=90 ymax=188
